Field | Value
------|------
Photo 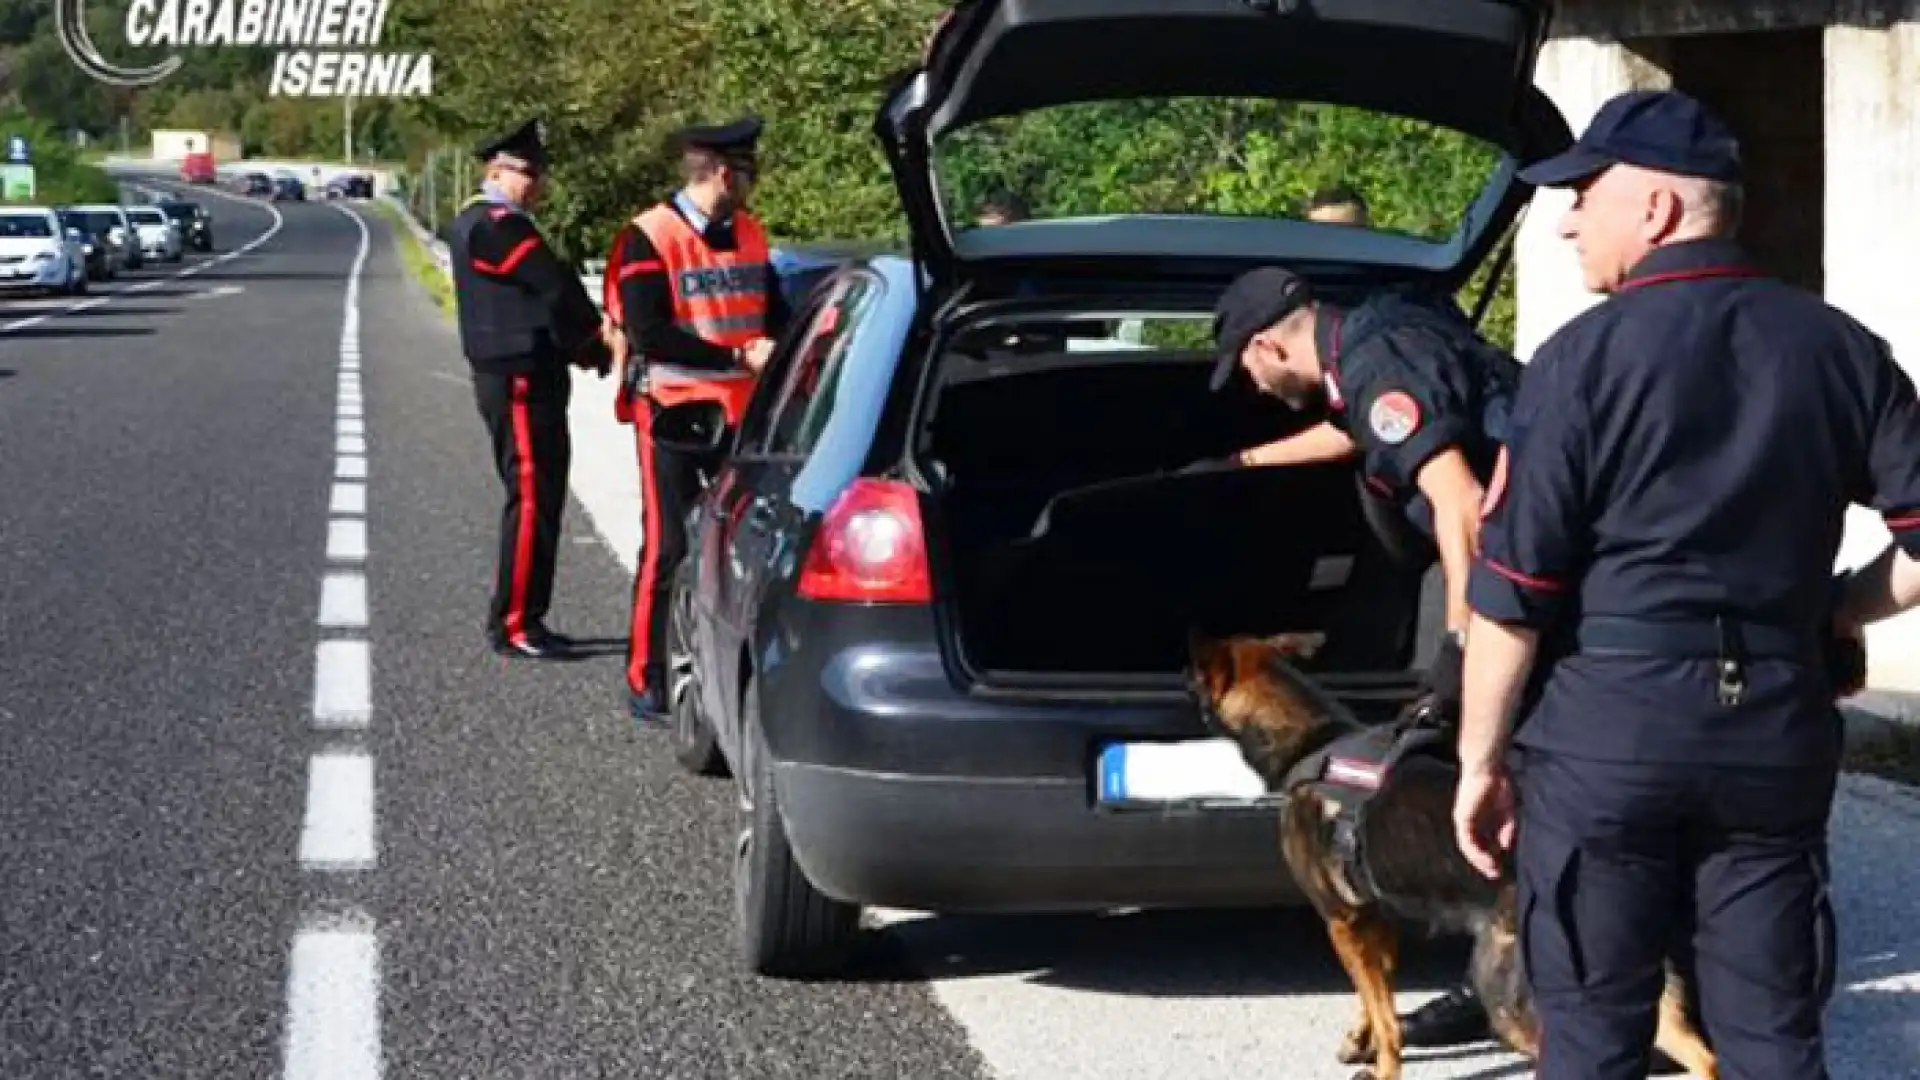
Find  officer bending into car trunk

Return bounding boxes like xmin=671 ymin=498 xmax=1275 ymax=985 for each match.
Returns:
xmin=1204 ymin=266 xmax=1519 ymax=1050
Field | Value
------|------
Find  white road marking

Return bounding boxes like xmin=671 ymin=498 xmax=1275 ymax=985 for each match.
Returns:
xmin=338 ymin=418 xmax=365 ymax=437
xmin=319 ymin=573 xmax=369 ymax=629
xmin=0 ymin=178 xmax=285 ymax=335
xmin=338 ymin=435 xmax=368 ymax=456
xmin=327 ymin=519 xmax=368 ymax=561
xmin=297 ymin=751 xmax=377 ymax=870
xmin=283 ymin=913 xmax=382 ymax=1080
xmin=330 ymin=482 xmax=366 ymax=516
xmin=336 ymin=456 xmax=368 ymax=481
xmin=312 ymin=640 xmax=372 ymax=728
xmin=339 ymin=403 xmax=363 ymax=420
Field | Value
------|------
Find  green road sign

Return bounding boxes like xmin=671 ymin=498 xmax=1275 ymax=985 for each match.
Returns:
xmin=1 ymin=164 xmax=34 ymax=201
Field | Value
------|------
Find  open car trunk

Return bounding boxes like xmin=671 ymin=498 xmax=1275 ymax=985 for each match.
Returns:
xmin=920 ymin=350 xmax=1436 ymax=685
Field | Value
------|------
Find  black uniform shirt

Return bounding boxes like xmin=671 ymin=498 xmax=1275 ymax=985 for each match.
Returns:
xmin=614 ymin=195 xmax=791 ymax=372
xmin=1317 ymin=291 xmax=1519 ymax=534
xmin=461 ymin=197 xmax=605 ymax=364
xmin=1469 ymin=238 xmax=1920 ymax=766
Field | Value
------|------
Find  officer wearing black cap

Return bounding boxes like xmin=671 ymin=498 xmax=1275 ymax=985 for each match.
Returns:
xmin=602 ymin=114 xmax=791 ymax=726
xmin=1207 ymin=265 xmax=1522 ymax=1047
xmin=447 ymin=115 xmax=614 ymax=660
xmin=1454 ymin=88 xmax=1920 ymax=1080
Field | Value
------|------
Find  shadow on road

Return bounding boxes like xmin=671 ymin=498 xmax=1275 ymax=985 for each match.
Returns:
xmin=857 ymin=906 xmax=1475 ymax=999
xmin=53 ymin=305 xmax=180 ymax=318
xmin=0 ymin=326 xmax=155 ymax=340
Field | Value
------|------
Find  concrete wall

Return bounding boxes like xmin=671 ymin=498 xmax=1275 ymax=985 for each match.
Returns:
xmin=1517 ymin=14 xmax=1920 ymax=690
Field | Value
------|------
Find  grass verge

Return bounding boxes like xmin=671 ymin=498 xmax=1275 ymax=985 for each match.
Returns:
xmin=370 ymin=199 xmax=455 ymax=317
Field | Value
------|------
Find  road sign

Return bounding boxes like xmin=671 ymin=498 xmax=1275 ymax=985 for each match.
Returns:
xmin=1 ymin=164 xmax=35 ymax=200
xmin=5 ymin=135 xmax=28 ymax=164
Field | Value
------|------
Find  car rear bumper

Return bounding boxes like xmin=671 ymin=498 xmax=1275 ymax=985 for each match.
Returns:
xmin=774 ymin=758 xmax=1298 ymax=911
xmin=759 ymin=629 xmax=1307 ymax=912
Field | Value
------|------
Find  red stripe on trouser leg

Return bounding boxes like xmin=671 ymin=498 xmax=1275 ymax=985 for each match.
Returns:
xmin=626 ymin=401 xmax=662 ymax=693
xmin=504 ymin=375 xmax=538 ymax=645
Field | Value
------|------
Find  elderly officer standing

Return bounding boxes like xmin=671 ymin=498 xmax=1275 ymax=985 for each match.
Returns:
xmin=1454 ymin=88 xmax=1920 ymax=1079
xmin=603 ymin=115 xmax=791 ymax=724
xmin=448 ymin=116 xmax=614 ymax=660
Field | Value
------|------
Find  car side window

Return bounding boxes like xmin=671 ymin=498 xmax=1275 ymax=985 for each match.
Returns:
xmin=731 ymin=281 xmax=843 ymax=457
xmin=758 ymin=273 xmax=879 ymax=460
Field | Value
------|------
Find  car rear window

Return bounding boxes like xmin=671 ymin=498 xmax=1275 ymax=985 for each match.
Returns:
xmin=130 ymin=208 xmax=167 ymax=224
xmin=0 ymin=213 xmax=54 ymax=238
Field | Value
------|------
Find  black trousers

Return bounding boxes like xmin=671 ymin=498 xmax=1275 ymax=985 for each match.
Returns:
xmin=1514 ymin=745 xmax=1839 ymax=1080
xmin=625 ymin=396 xmax=704 ymax=696
xmin=473 ymin=367 xmax=571 ymax=645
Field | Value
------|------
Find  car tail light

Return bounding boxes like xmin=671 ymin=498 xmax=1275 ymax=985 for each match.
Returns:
xmin=796 ymin=479 xmax=932 ymax=604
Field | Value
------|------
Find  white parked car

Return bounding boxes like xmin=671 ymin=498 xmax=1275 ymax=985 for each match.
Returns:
xmin=0 ymin=206 xmax=87 ymax=296
xmin=66 ymin=203 xmax=143 ymax=270
xmin=127 ymin=204 xmax=185 ymax=263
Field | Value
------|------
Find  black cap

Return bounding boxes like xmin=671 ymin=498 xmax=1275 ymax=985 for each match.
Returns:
xmin=675 ymin=114 xmax=764 ymax=164
xmin=1518 ymin=89 xmax=1742 ymax=188
xmin=1209 ymin=267 xmax=1312 ymax=391
xmin=473 ymin=116 xmax=548 ymax=171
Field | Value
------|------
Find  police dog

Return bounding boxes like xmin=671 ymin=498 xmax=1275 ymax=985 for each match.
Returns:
xmin=1186 ymin=631 xmax=1717 ymax=1080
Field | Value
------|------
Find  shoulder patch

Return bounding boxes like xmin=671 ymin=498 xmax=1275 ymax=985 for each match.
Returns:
xmin=487 ymin=206 xmax=511 ymax=220
xmin=1367 ymin=390 xmax=1421 ymax=445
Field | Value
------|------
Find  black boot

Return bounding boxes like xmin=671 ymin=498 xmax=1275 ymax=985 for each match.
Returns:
xmin=1398 ymin=983 xmax=1493 ymax=1047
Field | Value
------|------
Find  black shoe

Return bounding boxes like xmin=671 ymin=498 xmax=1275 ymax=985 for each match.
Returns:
xmin=491 ymin=630 xmax=576 ymax=661
xmin=629 ymin=686 xmax=669 ymax=730
xmin=1398 ymin=984 xmax=1493 ymax=1048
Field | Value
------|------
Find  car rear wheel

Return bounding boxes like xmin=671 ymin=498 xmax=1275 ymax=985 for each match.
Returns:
xmin=734 ymin=677 xmax=860 ymax=977
xmin=667 ymin=570 xmax=725 ymax=777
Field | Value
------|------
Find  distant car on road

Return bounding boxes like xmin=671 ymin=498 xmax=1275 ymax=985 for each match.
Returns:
xmin=58 ymin=207 xmax=125 ymax=281
xmin=0 ymin=206 xmax=88 ymax=296
xmin=64 ymin=203 xmax=143 ymax=270
xmin=157 ymin=199 xmax=214 ymax=252
xmin=271 ymin=175 xmax=306 ymax=202
xmin=126 ymin=203 xmax=185 ymax=263
xmin=236 ymin=172 xmax=273 ymax=198
xmin=180 ymin=151 xmax=217 ymax=184
xmin=325 ymin=172 xmax=375 ymax=200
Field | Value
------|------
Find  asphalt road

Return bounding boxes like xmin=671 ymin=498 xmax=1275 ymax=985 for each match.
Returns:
xmin=1 ymin=170 xmax=1916 ymax=1080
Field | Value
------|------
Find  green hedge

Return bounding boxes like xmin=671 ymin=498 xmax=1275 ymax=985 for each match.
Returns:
xmin=0 ymin=108 xmax=120 ymax=205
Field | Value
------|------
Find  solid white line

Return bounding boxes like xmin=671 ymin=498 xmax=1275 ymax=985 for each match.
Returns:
xmin=0 ymin=176 xmax=286 ymax=335
xmin=330 ymin=482 xmax=366 ymax=516
xmin=313 ymin=640 xmax=372 ymax=728
xmin=328 ymin=518 xmax=368 ymax=560
xmin=319 ymin=573 xmax=369 ymax=628
xmin=298 ymin=751 xmax=377 ymax=870
xmin=283 ymin=915 xmax=382 ymax=1080
xmin=337 ymin=435 xmax=367 ymax=456
xmin=336 ymin=456 xmax=367 ymax=480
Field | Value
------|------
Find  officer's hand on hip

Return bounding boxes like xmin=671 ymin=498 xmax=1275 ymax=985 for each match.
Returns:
xmin=1453 ymin=763 xmax=1515 ymax=881
xmin=741 ymin=337 xmax=776 ymax=372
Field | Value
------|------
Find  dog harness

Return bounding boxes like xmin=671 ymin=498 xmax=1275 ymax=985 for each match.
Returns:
xmin=1282 ymin=701 xmax=1457 ymax=909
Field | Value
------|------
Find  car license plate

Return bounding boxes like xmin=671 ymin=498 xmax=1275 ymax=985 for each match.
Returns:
xmin=1095 ymin=739 xmax=1273 ymax=808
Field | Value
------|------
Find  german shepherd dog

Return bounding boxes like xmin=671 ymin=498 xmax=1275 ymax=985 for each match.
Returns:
xmin=1187 ymin=631 xmax=1718 ymax=1080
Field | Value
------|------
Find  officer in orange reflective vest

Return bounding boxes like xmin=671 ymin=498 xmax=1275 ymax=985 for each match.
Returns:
xmin=605 ymin=116 xmax=791 ymax=724
xmin=448 ymin=116 xmax=615 ymax=660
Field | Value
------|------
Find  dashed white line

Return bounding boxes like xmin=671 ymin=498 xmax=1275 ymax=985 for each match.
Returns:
xmin=336 ymin=456 xmax=368 ymax=481
xmin=298 ymin=751 xmax=377 ymax=870
xmin=327 ymin=519 xmax=368 ymax=561
xmin=319 ymin=573 xmax=369 ymax=629
xmin=312 ymin=640 xmax=372 ymax=728
xmin=284 ymin=915 xmax=383 ymax=1080
xmin=330 ymin=482 xmax=366 ymax=516
xmin=338 ymin=435 xmax=368 ymax=456
xmin=338 ymin=418 xmax=365 ymax=437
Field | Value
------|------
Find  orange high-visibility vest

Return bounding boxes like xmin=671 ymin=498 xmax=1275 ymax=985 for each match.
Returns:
xmin=606 ymin=203 xmax=771 ymax=426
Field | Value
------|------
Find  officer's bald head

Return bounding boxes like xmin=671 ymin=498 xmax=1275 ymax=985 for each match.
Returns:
xmin=1556 ymin=163 xmax=1744 ymax=293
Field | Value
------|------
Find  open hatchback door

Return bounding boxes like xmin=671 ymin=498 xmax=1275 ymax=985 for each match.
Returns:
xmin=877 ymin=0 xmax=1573 ymax=295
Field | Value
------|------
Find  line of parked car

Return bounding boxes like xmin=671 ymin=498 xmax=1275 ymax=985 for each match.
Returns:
xmin=0 ymin=195 xmax=215 ymax=297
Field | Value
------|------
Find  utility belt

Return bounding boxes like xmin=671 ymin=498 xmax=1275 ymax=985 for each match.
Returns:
xmin=1574 ymin=615 xmax=1819 ymax=707
xmin=625 ymin=359 xmax=755 ymax=398
xmin=617 ymin=357 xmax=758 ymax=429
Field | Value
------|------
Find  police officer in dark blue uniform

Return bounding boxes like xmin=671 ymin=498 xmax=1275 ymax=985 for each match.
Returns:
xmin=1454 ymin=88 xmax=1920 ymax=1080
xmin=447 ymin=116 xmax=614 ymax=660
xmin=1207 ymin=267 xmax=1523 ymax=1048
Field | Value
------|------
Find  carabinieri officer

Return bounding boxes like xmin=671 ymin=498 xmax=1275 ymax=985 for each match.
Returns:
xmin=1454 ymin=88 xmax=1920 ymax=1079
xmin=447 ymin=116 xmax=614 ymax=660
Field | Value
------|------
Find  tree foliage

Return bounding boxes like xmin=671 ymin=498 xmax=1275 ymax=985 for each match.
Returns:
xmin=0 ymin=0 xmax=1521 ymax=345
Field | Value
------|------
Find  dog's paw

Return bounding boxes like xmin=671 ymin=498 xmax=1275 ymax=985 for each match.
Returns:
xmin=1336 ymin=1032 xmax=1374 ymax=1065
xmin=1348 ymin=1069 xmax=1379 ymax=1080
